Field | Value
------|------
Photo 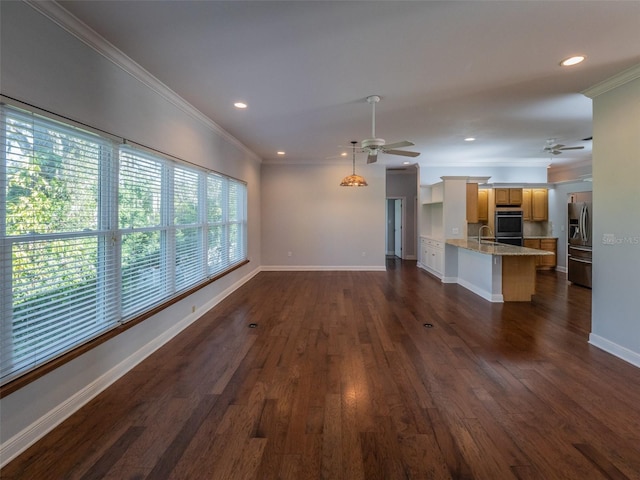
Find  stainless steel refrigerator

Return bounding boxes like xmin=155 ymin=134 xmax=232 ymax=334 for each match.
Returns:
xmin=568 ymin=193 xmax=592 ymax=288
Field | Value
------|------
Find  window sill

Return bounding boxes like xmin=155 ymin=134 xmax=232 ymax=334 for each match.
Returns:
xmin=0 ymin=259 xmax=249 ymax=399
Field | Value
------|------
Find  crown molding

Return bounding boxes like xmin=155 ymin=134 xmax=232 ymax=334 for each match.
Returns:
xmin=548 ymin=158 xmax=592 ymax=173
xmin=582 ymin=63 xmax=640 ymax=99
xmin=24 ymin=1 xmax=261 ymax=163
xmin=424 ymin=158 xmax=553 ymax=168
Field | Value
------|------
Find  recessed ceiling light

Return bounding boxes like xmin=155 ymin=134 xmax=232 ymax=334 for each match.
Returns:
xmin=560 ymin=55 xmax=585 ymax=67
xmin=341 ymin=152 xmax=348 ymax=157
xmin=277 ymin=151 xmax=285 ymax=155
xmin=464 ymin=137 xmax=476 ymax=142
xmin=403 ymin=161 xmax=411 ymax=165
xmin=234 ymin=102 xmax=248 ymax=109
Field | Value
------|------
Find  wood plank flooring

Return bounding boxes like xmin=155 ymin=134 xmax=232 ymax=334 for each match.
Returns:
xmin=3 ymin=259 xmax=640 ymax=479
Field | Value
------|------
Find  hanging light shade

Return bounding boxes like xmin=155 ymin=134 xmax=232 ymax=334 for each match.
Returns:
xmin=340 ymin=141 xmax=368 ymax=187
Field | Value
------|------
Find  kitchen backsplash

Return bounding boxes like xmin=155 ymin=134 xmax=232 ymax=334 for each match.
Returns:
xmin=524 ymin=221 xmax=552 ymax=237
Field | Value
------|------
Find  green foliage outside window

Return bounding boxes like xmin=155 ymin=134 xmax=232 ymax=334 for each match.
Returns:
xmin=1 ymin=105 xmax=247 ymax=384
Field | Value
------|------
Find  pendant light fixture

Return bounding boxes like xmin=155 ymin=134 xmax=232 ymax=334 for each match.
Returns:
xmin=340 ymin=141 xmax=368 ymax=187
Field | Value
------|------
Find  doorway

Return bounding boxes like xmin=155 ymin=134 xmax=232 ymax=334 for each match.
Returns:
xmin=386 ymin=197 xmax=405 ymax=258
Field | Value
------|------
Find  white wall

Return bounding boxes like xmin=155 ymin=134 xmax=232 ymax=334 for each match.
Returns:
xmin=586 ymin=67 xmax=640 ymax=367
xmin=0 ymin=1 xmax=262 ymax=463
xmin=261 ymin=163 xmax=386 ymax=269
xmin=419 ymin=166 xmax=548 ymax=186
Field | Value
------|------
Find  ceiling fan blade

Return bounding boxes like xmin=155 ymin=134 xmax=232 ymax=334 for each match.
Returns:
xmin=367 ymin=153 xmax=378 ymax=164
xmin=384 ymin=140 xmax=414 ymax=149
xmin=384 ymin=149 xmax=420 ymax=157
xmin=551 ymin=150 xmax=562 ymax=155
xmin=559 ymin=146 xmax=584 ymax=150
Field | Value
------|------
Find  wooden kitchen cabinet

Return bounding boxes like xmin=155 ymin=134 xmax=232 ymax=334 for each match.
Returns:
xmin=522 ymin=189 xmax=532 ymax=221
xmin=466 ymin=184 xmax=489 ymax=224
xmin=531 ymin=189 xmax=548 ymax=221
xmin=509 ymin=188 xmax=523 ymax=205
xmin=466 ymin=183 xmax=479 ymax=223
xmin=523 ymin=238 xmax=541 ymax=266
xmin=495 ymin=188 xmax=522 ymax=206
xmin=522 ymin=188 xmax=548 ymax=221
xmin=524 ymin=237 xmax=556 ymax=270
xmin=478 ymin=189 xmax=489 ymax=222
xmin=539 ymin=238 xmax=556 ymax=269
xmin=494 ymin=188 xmax=509 ymax=205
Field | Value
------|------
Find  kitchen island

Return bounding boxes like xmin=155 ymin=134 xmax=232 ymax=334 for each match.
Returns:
xmin=446 ymin=239 xmax=553 ymax=302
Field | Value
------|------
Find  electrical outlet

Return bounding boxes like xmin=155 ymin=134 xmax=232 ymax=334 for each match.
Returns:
xmin=452 ymin=227 xmax=459 ymax=234
xmin=287 ymin=251 xmax=292 ymax=257
xmin=361 ymin=251 xmax=366 ymax=257
xmin=191 ymin=305 xmax=196 ymax=313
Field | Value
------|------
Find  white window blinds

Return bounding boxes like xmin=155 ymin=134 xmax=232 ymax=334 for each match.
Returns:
xmin=174 ymin=166 xmax=204 ymax=291
xmin=1 ymin=104 xmax=248 ymax=386
xmin=1 ymin=106 xmax=119 ymax=382
xmin=119 ymin=147 xmax=168 ymax=318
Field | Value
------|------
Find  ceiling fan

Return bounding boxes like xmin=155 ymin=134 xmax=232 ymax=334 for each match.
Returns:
xmin=544 ymin=139 xmax=585 ymax=155
xmin=361 ymin=95 xmax=420 ymax=164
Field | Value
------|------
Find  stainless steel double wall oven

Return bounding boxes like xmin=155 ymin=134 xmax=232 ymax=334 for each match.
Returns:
xmin=495 ymin=209 xmax=524 ymax=246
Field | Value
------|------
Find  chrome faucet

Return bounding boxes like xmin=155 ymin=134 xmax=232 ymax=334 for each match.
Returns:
xmin=478 ymin=224 xmax=493 ymax=243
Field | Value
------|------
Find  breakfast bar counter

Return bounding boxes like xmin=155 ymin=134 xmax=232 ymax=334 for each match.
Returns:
xmin=446 ymin=239 xmax=553 ymax=302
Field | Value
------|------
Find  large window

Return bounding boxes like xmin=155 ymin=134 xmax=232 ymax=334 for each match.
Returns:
xmin=0 ymin=104 xmax=248 ymax=386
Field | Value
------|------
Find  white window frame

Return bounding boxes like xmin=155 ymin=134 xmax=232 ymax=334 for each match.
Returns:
xmin=0 ymin=103 xmax=248 ymax=387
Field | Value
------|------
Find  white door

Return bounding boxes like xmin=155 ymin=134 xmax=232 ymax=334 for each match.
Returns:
xmin=394 ymin=199 xmax=402 ymax=258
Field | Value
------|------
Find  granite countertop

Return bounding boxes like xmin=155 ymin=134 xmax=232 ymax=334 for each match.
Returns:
xmin=446 ymin=238 xmax=554 ymax=256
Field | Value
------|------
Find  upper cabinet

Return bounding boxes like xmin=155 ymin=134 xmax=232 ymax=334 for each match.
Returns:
xmin=467 ymin=184 xmax=549 ymax=227
xmin=522 ymin=189 xmax=532 ymax=221
xmin=466 ymin=183 xmax=479 ymax=223
xmin=522 ymin=188 xmax=548 ymax=221
xmin=494 ymin=188 xmax=522 ymax=206
xmin=466 ymin=184 xmax=490 ymax=223
xmin=531 ymin=189 xmax=548 ymax=221
xmin=478 ymin=189 xmax=489 ymax=222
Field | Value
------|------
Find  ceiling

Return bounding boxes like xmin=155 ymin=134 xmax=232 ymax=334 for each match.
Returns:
xmin=57 ymin=1 xmax=640 ymax=170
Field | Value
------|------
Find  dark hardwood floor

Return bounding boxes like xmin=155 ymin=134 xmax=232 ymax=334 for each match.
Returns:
xmin=3 ymin=259 xmax=640 ymax=479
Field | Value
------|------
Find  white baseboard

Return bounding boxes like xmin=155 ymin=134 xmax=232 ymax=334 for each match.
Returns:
xmin=418 ymin=263 xmax=453 ymax=283
xmin=556 ymin=266 xmax=567 ymax=273
xmin=261 ymin=265 xmax=386 ymax=272
xmin=0 ymin=266 xmax=261 ymax=468
xmin=589 ymin=334 xmax=640 ymax=368
xmin=458 ymin=278 xmax=503 ymax=303
xmin=404 ymin=254 xmax=417 ymax=261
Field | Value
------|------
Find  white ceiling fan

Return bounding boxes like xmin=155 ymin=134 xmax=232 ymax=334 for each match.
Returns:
xmin=544 ymin=138 xmax=585 ymax=155
xmin=361 ymin=95 xmax=420 ymax=164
